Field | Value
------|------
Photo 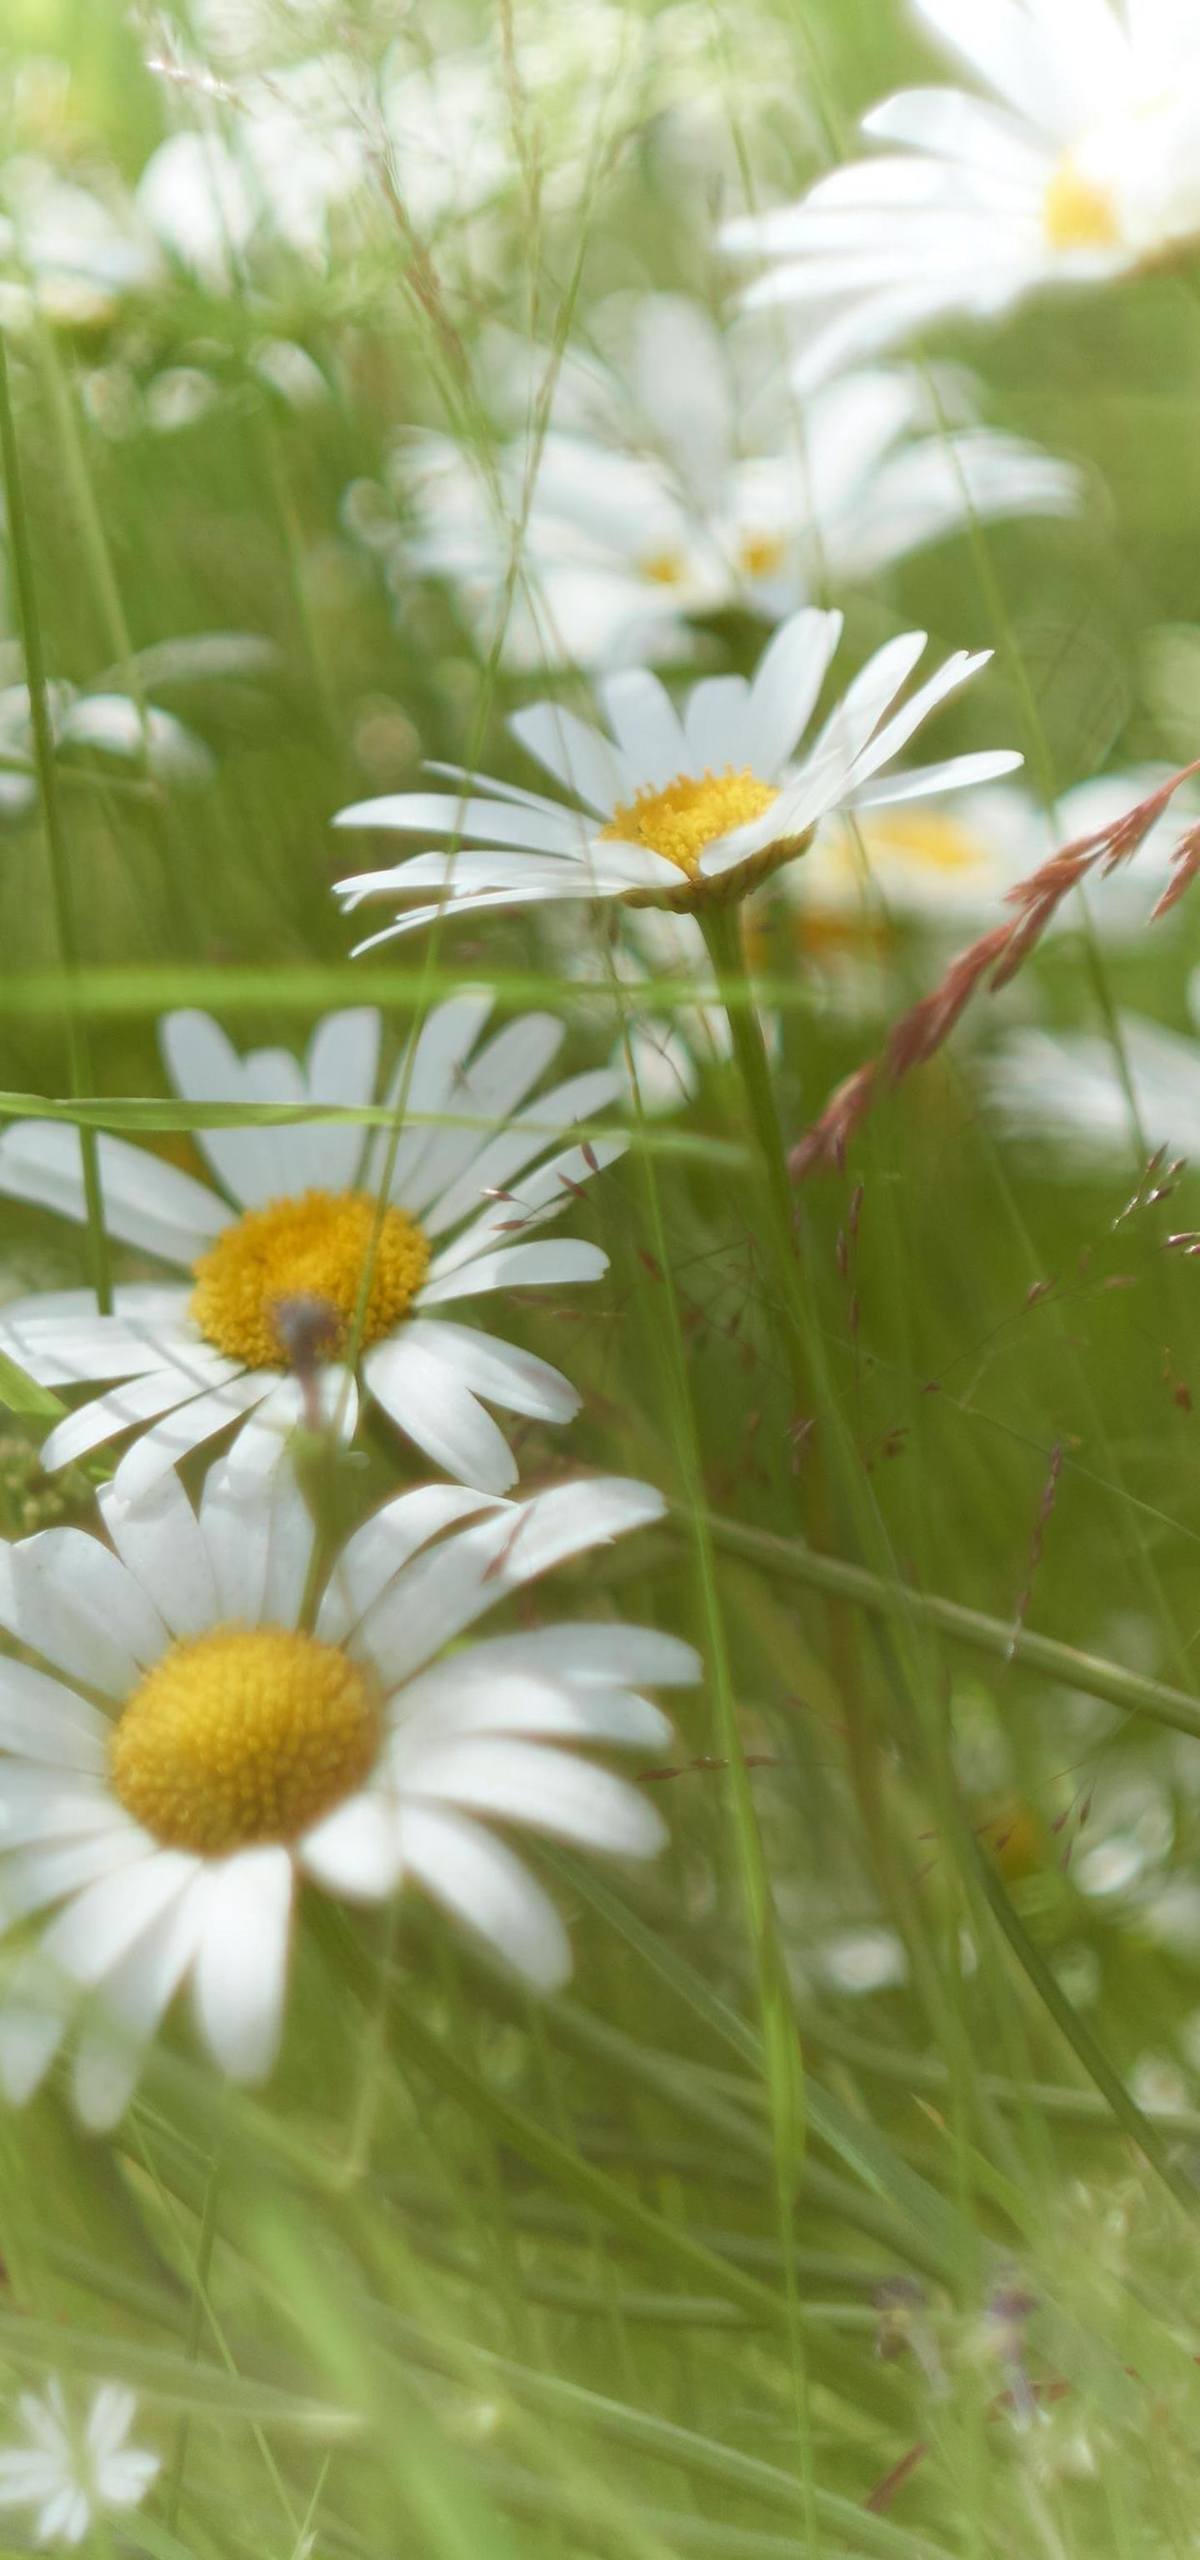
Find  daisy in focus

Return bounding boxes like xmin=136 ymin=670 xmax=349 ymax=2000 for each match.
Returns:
xmin=724 ymin=0 xmax=1200 ymax=389
xmin=0 ymin=1000 xmax=622 ymax=1497
xmin=0 ymin=2378 xmax=159 ymax=2548
xmin=0 ymin=1460 xmax=694 ymax=2126
xmin=382 ymin=298 xmax=1079 ymax=670
xmin=335 ymin=609 xmax=1021 ymax=943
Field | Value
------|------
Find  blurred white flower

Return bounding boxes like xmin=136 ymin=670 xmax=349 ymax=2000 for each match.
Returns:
xmin=725 ymin=0 xmax=1200 ymax=388
xmin=0 ymin=156 xmax=159 ymax=328
xmin=138 ymin=57 xmax=367 ymax=283
xmin=987 ymin=971 xmax=1200 ymax=1163
xmin=0 ymin=675 xmax=216 ymax=816
xmin=817 ymin=1924 xmax=908 ymax=1995
xmin=336 ymin=608 xmax=1021 ymax=943
xmin=0 ymin=2380 xmax=158 ymax=2548
xmin=0 ymin=1464 xmax=694 ymax=2124
xmin=390 ymin=296 xmax=1079 ymax=669
xmin=792 ymin=766 xmax=1191 ymax=940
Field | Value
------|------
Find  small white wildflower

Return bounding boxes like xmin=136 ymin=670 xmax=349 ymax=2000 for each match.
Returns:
xmin=0 ymin=2380 xmax=159 ymax=2548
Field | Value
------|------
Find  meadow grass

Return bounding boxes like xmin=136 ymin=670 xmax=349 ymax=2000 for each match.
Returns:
xmin=2 ymin=2 xmax=1200 ymax=2555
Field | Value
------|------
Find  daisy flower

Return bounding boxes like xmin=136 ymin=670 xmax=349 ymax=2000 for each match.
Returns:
xmin=0 ymin=2379 xmax=159 ymax=2548
xmin=0 ymin=1459 xmax=695 ymax=2126
xmin=986 ymin=982 xmax=1200 ymax=1163
xmin=390 ymin=303 xmax=1078 ymax=670
xmin=724 ymin=0 xmax=1200 ymax=388
xmin=790 ymin=766 xmax=1195 ymax=941
xmin=0 ymin=999 xmax=623 ymax=1499
xmin=0 ymin=671 xmax=213 ymax=822
xmin=335 ymin=608 xmax=1022 ymax=942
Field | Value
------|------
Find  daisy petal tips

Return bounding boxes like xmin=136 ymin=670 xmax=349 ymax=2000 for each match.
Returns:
xmin=333 ymin=610 xmax=1020 ymax=944
xmin=0 ymin=997 xmax=623 ymax=1498
xmin=0 ymin=1461 xmax=699 ymax=2127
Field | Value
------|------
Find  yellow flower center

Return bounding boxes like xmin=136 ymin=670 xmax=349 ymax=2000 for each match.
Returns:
xmin=639 ymin=548 xmax=687 ymax=586
xmin=1043 ymin=159 xmax=1121 ymax=252
xmin=737 ymin=531 xmax=787 ymax=580
xmin=602 ymin=766 xmax=780 ymax=880
xmin=110 ymin=1625 xmax=382 ymax=1855
xmin=852 ymin=810 xmax=988 ymax=875
xmin=191 ymin=1189 xmax=430 ymax=1371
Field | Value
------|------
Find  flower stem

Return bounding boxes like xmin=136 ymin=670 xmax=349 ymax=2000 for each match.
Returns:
xmin=0 ymin=331 xmax=110 ymax=1309
xmin=698 ymin=898 xmax=812 ymax=1405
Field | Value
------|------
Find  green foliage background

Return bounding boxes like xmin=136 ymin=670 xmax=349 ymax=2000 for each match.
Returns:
xmin=3 ymin=1 xmax=1200 ymax=2554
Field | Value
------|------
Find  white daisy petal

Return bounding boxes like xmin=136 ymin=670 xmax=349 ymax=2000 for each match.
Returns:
xmin=0 ymin=1299 xmax=178 ymax=1388
xmin=391 ymin=1319 xmax=579 ymax=1422
xmin=0 ymin=1528 xmax=167 ymax=1694
xmin=37 ymin=1369 xmax=212 ymax=1475
xmin=850 ymin=748 xmax=1024 ymax=807
xmin=192 ymin=1847 xmax=293 ymax=2081
xmin=0 ymin=1122 xmax=224 ymax=1263
xmin=597 ymin=668 xmax=689 ymax=787
xmin=39 ymin=1849 xmax=198 ymax=1989
xmin=467 ymin=1624 xmax=702 ymax=1688
xmin=402 ymin=1736 xmax=666 ymax=1857
xmin=391 ymin=1661 xmax=672 ymax=1752
xmin=199 ymin=1443 xmax=316 ymax=1628
xmin=0 ymin=1975 xmax=72 ymax=2106
xmin=507 ymin=701 xmax=630 ymax=813
xmin=109 ymin=1372 xmax=275 ymax=1501
xmin=363 ymin=988 xmax=494 ymax=1199
xmin=421 ymin=1065 xmax=620 ymax=1238
xmin=71 ymin=1868 xmax=211 ymax=2130
xmin=359 ymin=1476 xmax=665 ymax=1687
xmin=97 ymin=1471 xmax=219 ymax=1639
xmin=365 ymin=1332 xmax=519 ymax=1493
xmin=398 ymin=1013 xmax=565 ymax=1217
xmin=299 ymin=1006 xmax=380 ymax=1190
xmin=416 ymin=1237 xmax=608 ymax=1303
xmin=743 ymin=607 xmax=845 ymax=775
xmin=0 ymin=1661 xmax=109 ymax=1771
xmin=299 ymin=1791 xmax=403 ymax=1899
xmin=160 ymin=1010 xmax=297 ymax=1210
xmin=397 ymin=1803 xmax=571 ymax=1990
xmin=318 ymin=1485 xmax=501 ymax=1647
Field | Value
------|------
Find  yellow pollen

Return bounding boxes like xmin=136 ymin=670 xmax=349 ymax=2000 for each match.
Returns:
xmin=737 ymin=531 xmax=787 ymax=581
xmin=1043 ymin=160 xmax=1121 ymax=252
xmin=639 ymin=548 xmax=687 ymax=586
xmin=191 ymin=1189 xmax=430 ymax=1370
xmin=602 ymin=766 xmax=780 ymax=880
xmin=110 ymin=1625 xmax=381 ymax=1855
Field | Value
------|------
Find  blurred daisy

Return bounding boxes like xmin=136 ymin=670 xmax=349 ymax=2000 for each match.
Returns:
xmin=137 ymin=60 xmax=367 ymax=284
xmin=0 ymin=1001 xmax=622 ymax=1498
xmin=725 ymin=0 xmax=1200 ymax=387
xmin=0 ymin=1461 xmax=694 ymax=2125
xmin=987 ymin=981 xmax=1200 ymax=1162
xmin=0 ymin=672 xmax=214 ymax=820
xmin=0 ymin=157 xmax=159 ymax=331
xmin=792 ymin=765 xmax=1193 ymax=942
xmin=335 ymin=608 xmax=1021 ymax=941
xmin=0 ymin=2379 xmax=159 ymax=2548
xmin=393 ymin=300 xmax=1079 ymax=669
